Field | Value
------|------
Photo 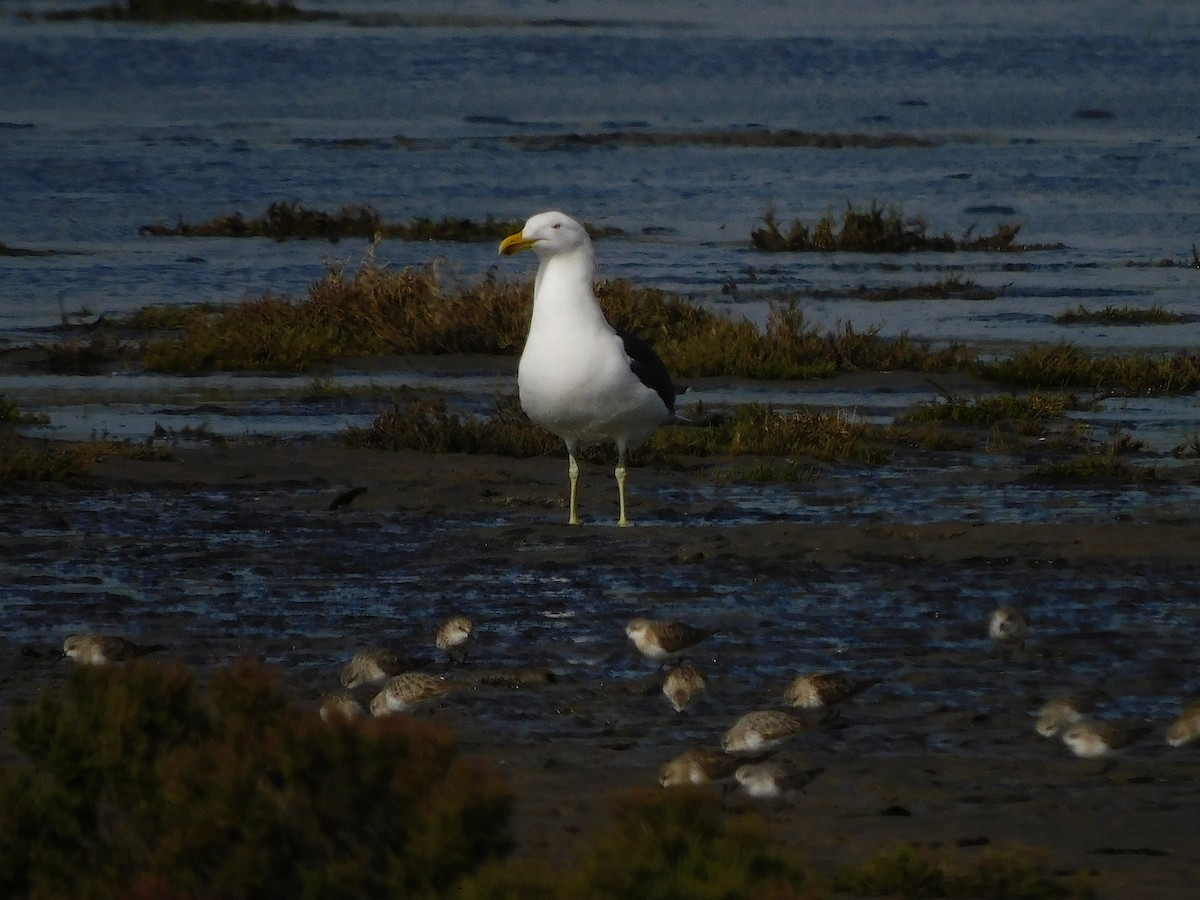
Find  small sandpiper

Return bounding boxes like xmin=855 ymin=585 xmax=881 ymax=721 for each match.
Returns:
xmin=62 ymin=633 xmax=165 ymax=665
xmin=369 ymin=672 xmax=456 ymax=716
xmin=1061 ymin=719 xmax=1151 ymax=758
xmin=341 ymin=647 xmax=410 ymax=689
xmin=1166 ymin=698 xmax=1200 ymax=748
xmin=1034 ymin=690 xmax=1106 ymax=738
xmin=319 ymin=690 xmax=366 ymax=723
xmin=626 ymin=618 xmax=713 ymax=665
xmin=435 ymin=615 xmax=476 ymax=664
xmin=784 ymin=672 xmax=877 ymax=710
xmin=988 ymin=605 xmax=1030 ymax=646
xmin=658 ymin=748 xmax=741 ymax=787
xmin=662 ymin=663 xmax=708 ymax=713
xmin=734 ymin=759 xmax=811 ymax=803
xmin=722 ymin=710 xmax=811 ymax=755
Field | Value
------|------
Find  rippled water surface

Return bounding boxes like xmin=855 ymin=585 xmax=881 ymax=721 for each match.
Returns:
xmin=3 ymin=0 xmax=1198 ymax=343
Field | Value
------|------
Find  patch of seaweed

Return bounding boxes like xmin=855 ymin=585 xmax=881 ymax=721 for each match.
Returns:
xmin=34 ymin=0 xmax=336 ymax=23
xmin=809 ymin=275 xmax=1002 ymax=301
xmin=0 ymin=242 xmax=61 ymax=258
xmin=510 ymin=128 xmax=938 ymax=151
xmin=138 ymin=203 xmax=618 ymax=243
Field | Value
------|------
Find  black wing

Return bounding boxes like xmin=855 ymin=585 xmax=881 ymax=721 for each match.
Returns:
xmin=616 ymin=327 xmax=677 ymax=414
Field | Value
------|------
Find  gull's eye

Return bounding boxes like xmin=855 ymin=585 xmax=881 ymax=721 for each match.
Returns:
xmin=552 ymin=222 xmax=562 ymax=229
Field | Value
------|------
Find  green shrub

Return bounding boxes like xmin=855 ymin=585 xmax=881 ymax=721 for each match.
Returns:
xmin=465 ymin=789 xmax=818 ymax=900
xmin=832 ymin=844 xmax=1094 ymax=898
xmin=574 ymin=789 xmax=816 ymax=900
xmin=0 ymin=662 xmax=513 ymax=900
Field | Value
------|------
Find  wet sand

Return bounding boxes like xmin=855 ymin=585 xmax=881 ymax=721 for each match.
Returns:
xmin=4 ymin=442 xmax=1200 ymax=896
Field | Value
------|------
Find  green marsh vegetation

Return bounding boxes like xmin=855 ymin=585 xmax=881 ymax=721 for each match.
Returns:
xmin=902 ymin=390 xmax=1081 ymax=437
xmin=657 ymin=403 xmax=891 ymax=465
xmin=980 ymin=343 xmax=1200 ymax=395
xmin=1033 ymin=445 xmax=1160 ymax=483
xmin=808 ymin=274 xmax=1002 ymax=302
xmin=122 ymin=251 xmax=973 ymax=377
xmin=0 ymin=439 xmax=90 ymax=485
xmin=1 ymin=395 xmax=169 ymax=486
xmin=345 ymin=394 xmax=562 ymax=459
xmin=1054 ymin=304 xmax=1193 ymax=326
xmin=134 ymin=258 xmax=531 ymax=372
xmin=0 ymin=395 xmax=49 ymax=428
xmin=899 ymin=391 xmax=1160 ymax=482
xmin=0 ymin=435 xmax=169 ymax=486
xmin=750 ymin=203 xmax=1057 ymax=253
xmin=0 ymin=662 xmax=1094 ymax=899
xmin=20 ymin=246 xmax=1197 ymax=482
xmin=347 ymin=389 xmax=1131 ymax=478
xmin=113 ymin=252 xmax=1193 ymax=398
xmin=346 ymin=395 xmax=893 ymax=468
xmin=42 ymin=335 xmax=137 ymax=375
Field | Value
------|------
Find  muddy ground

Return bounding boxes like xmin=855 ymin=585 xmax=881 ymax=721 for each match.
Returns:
xmin=3 ymin=440 xmax=1200 ymax=896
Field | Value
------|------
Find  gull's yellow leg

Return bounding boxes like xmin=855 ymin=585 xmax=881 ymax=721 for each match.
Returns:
xmin=568 ymin=453 xmax=580 ymax=526
xmin=615 ymin=450 xmax=630 ymax=527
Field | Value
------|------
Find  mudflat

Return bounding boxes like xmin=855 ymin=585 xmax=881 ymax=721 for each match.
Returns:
xmin=4 ymin=441 xmax=1200 ymax=897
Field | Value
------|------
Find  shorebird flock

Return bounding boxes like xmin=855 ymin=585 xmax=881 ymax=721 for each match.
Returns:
xmin=986 ymin=605 xmax=1184 ymax=760
xmin=55 ymin=598 xmax=1199 ymax=806
xmin=322 ymin=616 xmax=476 ymax=721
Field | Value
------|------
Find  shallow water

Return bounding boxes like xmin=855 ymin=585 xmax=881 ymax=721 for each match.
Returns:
xmin=3 ymin=1 xmax=1200 ymax=451
xmin=2 ymin=0 xmax=1198 ymax=343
